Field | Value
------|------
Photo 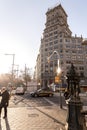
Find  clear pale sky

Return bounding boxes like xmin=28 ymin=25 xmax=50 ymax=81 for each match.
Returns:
xmin=0 ymin=0 xmax=87 ymax=74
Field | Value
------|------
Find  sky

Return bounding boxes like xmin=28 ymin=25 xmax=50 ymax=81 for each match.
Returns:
xmin=0 ymin=0 xmax=87 ymax=75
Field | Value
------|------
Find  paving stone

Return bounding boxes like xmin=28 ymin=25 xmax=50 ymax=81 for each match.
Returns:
xmin=0 ymin=106 xmax=66 ymax=130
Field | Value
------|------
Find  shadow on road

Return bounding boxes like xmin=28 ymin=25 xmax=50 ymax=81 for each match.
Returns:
xmin=36 ymin=107 xmax=66 ymax=126
xmin=5 ymin=118 xmax=11 ymax=130
xmin=22 ymin=100 xmax=66 ymax=127
xmin=0 ymin=119 xmax=2 ymax=130
xmin=13 ymin=93 xmax=67 ymax=127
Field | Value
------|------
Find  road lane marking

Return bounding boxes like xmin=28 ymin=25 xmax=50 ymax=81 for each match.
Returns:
xmin=43 ymin=97 xmax=58 ymax=106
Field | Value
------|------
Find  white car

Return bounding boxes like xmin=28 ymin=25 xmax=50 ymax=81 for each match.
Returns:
xmin=15 ymin=87 xmax=25 ymax=95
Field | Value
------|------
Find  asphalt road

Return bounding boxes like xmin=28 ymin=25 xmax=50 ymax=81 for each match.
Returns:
xmin=9 ymin=92 xmax=87 ymax=108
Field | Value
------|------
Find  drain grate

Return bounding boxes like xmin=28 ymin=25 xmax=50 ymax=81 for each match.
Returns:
xmin=28 ymin=113 xmax=39 ymax=117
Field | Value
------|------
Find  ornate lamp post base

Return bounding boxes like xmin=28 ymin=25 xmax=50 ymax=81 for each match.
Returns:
xmin=64 ymin=63 xmax=87 ymax=130
xmin=65 ymin=99 xmax=86 ymax=130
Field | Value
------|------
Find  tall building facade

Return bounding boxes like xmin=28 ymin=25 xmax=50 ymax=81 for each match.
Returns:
xmin=36 ymin=4 xmax=87 ymax=87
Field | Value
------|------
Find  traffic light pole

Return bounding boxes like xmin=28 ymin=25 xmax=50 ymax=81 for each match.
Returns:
xmin=59 ymin=81 xmax=62 ymax=109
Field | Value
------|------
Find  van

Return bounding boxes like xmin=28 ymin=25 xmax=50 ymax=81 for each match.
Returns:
xmin=15 ymin=86 xmax=25 ymax=95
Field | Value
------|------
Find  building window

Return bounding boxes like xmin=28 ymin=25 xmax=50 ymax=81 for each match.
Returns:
xmin=49 ymin=33 xmax=53 ymax=36
xmin=45 ymin=48 xmax=48 ymax=51
xmin=71 ymin=45 xmax=76 ymax=48
xmin=60 ymin=50 xmax=63 ymax=53
xmin=66 ymin=45 xmax=70 ymax=48
xmin=65 ymin=39 xmax=70 ymax=42
xmin=54 ymin=45 xmax=58 ymax=49
xmin=45 ymin=43 xmax=48 ymax=46
xmin=45 ymin=39 xmax=48 ymax=42
xmin=66 ymin=61 xmax=71 ymax=64
xmin=72 ymin=39 xmax=76 ymax=43
xmin=49 ymin=42 xmax=53 ymax=46
xmin=49 ymin=37 xmax=53 ymax=41
xmin=78 ymin=50 xmax=83 ymax=53
xmin=49 ymin=47 xmax=53 ymax=50
xmin=72 ymin=50 xmax=76 ymax=53
xmin=54 ymin=36 xmax=58 ymax=39
xmin=54 ymin=40 xmax=58 ymax=44
xmin=66 ymin=50 xmax=69 ymax=53
xmin=78 ymin=39 xmax=82 ymax=43
xmin=54 ymin=31 xmax=57 ymax=34
xmin=60 ymin=39 xmax=62 ymax=42
xmin=61 ymin=61 xmax=63 ymax=64
xmin=80 ymin=72 xmax=84 ymax=77
xmin=79 ymin=67 xmax=84 ymax=70
xmin=60 ymin=33 xmax=62 ymax=37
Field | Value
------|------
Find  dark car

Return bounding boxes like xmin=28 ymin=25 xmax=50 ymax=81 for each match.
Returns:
xmin=30 ymin=87 xmax=54 ymax=97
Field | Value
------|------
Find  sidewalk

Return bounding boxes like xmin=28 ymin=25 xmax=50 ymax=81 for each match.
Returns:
xmin=0 ymin=106 xmax=67 ymax=130
xmin=0 ymin=93 xmax=86 ymax=130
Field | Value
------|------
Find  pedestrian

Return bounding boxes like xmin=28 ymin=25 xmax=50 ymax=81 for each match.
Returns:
xmin=0 ymin=87 xmax=10 ymax=119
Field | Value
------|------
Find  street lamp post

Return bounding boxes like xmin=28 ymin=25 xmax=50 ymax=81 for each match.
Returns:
xmin=5 ymin=53 xmax=15 ymax=85
xmin=14 ymin=64 xmax=19 ymax=78
xmin=47 ymin=50 xmax=62 ymax=108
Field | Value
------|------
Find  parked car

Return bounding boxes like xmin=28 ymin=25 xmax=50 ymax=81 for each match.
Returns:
xmin=15 ymin=86 xmax=25 ymax=95
xmin=30 ymin=87 xmax=54 ymax=97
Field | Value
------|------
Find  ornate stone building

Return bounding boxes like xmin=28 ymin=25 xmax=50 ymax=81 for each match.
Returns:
xmin=35 ymin=4 xmax=87 ymax=87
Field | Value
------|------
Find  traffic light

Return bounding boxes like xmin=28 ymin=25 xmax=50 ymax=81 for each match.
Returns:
xmin=55 ymin=76 xmax=61 ymax=83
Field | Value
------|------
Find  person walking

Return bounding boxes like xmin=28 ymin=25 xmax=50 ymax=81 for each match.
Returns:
xmin=0 ymin=87 xmax=10 ymax=119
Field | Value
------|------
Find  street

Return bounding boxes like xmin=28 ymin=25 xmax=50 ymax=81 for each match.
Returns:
xmin=0 ymin=92 xmax=86 ymax=130
xmin=9 ymin=92 xmax=87 ymax=108
xmin=1 ymin=92 xmax=68 ymax=130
